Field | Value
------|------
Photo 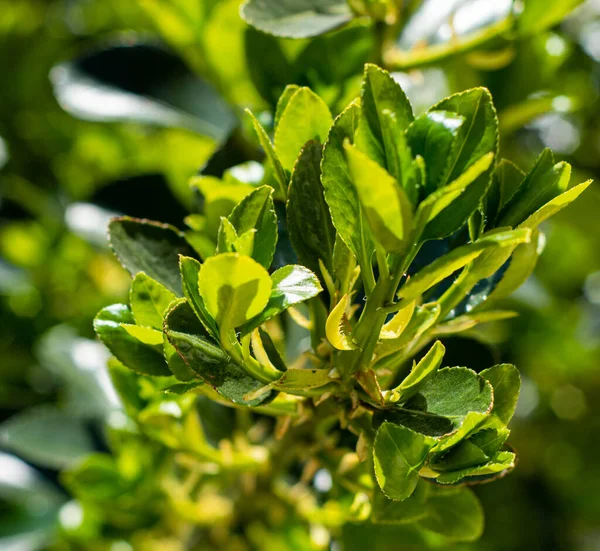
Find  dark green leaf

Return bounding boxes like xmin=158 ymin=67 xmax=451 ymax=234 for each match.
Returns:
xmin=484 ymin=159 xmax=525 ymax=226
xmin=287 ymin=141 xmax=335 ymax=277
xmin=371 ymin=482 xmax=429 ymax=524
xmin=179 ymin=256 xmax=219 ymax=338
xmin=109 ymin=217 xmax=196 ymax=295
xmin=373 ymin=422 xmax=435 ymax=501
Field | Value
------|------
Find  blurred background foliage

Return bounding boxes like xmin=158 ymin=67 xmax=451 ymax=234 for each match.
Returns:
xmin=1 ymin=0 xmax=600 ymax=549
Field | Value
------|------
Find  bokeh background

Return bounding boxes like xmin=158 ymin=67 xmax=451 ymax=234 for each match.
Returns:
xmin=1 ymin=1 xmax=600 ymax=549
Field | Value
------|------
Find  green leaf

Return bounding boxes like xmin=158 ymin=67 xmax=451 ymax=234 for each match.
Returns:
xmin=246 ymin=109 xmax=288 ymax=198
xmin=391 ymin=341 xmax=445 ymax=403
xmin=479 ymin=363 xmax=520 ymax=428
xmin=275 ymin=85 xmax=301 ymax=129
xmin=431 ymin=411 xmax=489 ymax=456
xmin=435 ymin=451 xmax=516 ymax=485
xmin=198 ymin=253 xmax=272 ymax=331
xmin=406 ymin=110 xmax=465 ymax=196
xmin=164 ymin=301 xmax=271 ymax=406
xmin=356 ymin=65 xmax=415 ymax=200
xmin=518 ymin=179 xmax=593 ymax=230
xmin=484 ymin=159 xmax=525 ymax=226
xmin=109 ymin=217 xmax=196 ymax=295
xmin=257 ymin=367 xmax=332 ymax=396
xmin=227 ymin=185 xmax=278 ymax=269
xmin=499 ymin=150 xmax=572 ymax=227
xmin=380 ymin=300 xmax=415 ymax=339
xmin=432 ymin=310 xmax=518 ymax=336
xmin=94 ymin=304 xmax=171 ymax=376
xmin=242 ymin=265 xmax=322 ymax=334
xmin=386 ymin=368 xmax=493 ymax=437
xmin=418 ymin=486 xmax=484 ymax=542
xmin=0 ymin=407 xmax=94 ymax=469
xmin=121 ymin=324 xmax=164 ymax=346
xmin=416 ymin=152 xmax=496 ymax=240
xmin=287 ymin=141 xmax=335 ymax=277
xmin=425 ymin=88 xmax=498 ymax=239
xmin=397 ymin=229 xmax=531 ymax=304
xmin=373 ymin=422 xmax=436 ymax=501
xmin=240 ymin=0 xmax=354 ymax=38
xmin=326 ymin=293 xmax=358 ymax=350
xmin=345 ymin=143 xmax=413 ymax=253
xmin=430 ymin=439 xmax=490 ymax=473
xmin=274 ymin=87 xmax=333 ymax=170
xmin=179 ymin=256 xmax=219 ymax=338
xmin=371 ymin=482 xmax=429 ymax=525
xmin=162 ymin=299 xmax=204 ymax=382
xmin=321 ymin=101 xmax=373 ymax=266
xmin=130 ymin=272 xmax=176 ymax=330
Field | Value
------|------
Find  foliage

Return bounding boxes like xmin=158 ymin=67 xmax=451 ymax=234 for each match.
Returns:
xmin=1 ymin=1 xmax=599 ymax=550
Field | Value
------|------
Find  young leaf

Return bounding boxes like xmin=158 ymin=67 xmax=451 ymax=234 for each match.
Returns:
xmin=345 ymin=143 xmax=413 ymax=253
xmin=406 ymin=110 xmax=465 ymax=196
xmin=321 ymin=102 xmax=373 ymax=266
xmin=275 ymin=85 xmax=301 ymax=129
xmin=380 ymin=300 xmax=415 ymax=339
xmin=390 ymin=341 xmax=445 ymax=403
xmin=198 ymin=254 xmax=273 ymax=331
xmin=227 ymin=185 xmax=278 ymax=269
xmin=109 ymin=217 xmax=196 ymax=295
xmin=130 ymin=272 xmax=176 ymax=330
xmin=518 ymin=179 xmax=593 ymax=230
xmin=240 ymin=0 xmax=354 ymax=38
xmin=397 ymin=229 xmax=531 ymax=304
xmin=326 ymin=293 xmax=358 ymax=351
xmin=287 ymin=141 xmax=335 ymax=277
xmin=432 ymin=311 xmax=518 ymax=336
xmin=179 ymin=256 xmax=219 ymax=338
xmin=272 ymin=368 xmax=332 ymax=391
xmin=121 ymin=324 xmax=163 ymax=346
xmin=245 ymin=109 xmax=288 ymax=197
xmin=242 ymin=266 xmax=322 ymax=336
xmin=429 ymin=439 xmax=490 ymax=473
xmin=94 ymin=304 xmax=171 ymax=376
xmin=274 ymin=87 xmax=333 ymax=170
xmin=373 ymin=422 xmax=436 ymax=501
xmin=418 ymin=486 xmax=484 ymax=542
xmin=479 ymin=364 xmax=520 ymax=428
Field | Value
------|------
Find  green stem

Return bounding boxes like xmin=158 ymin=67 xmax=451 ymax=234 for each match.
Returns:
xmin=384 ymin=16 xmax=514 ymax=71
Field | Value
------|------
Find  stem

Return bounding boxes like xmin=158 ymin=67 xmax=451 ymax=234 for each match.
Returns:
xmin=384 ymin=16 xmax=514 ymax=71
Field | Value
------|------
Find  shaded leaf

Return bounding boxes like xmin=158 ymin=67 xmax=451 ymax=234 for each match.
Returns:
xmin=130 ymin=272 xmax=176 ymax=329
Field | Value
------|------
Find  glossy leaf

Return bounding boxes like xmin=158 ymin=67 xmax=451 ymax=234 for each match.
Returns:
xmin=109 ymin=217 xmax=196 ymax=295
xmin=380 ymin=300 xmax=416 ymax=339
xmin=94 ymin=304 xmax=171 ymax=376
xmin=274 ymin=87 xmax=333 ymax=170
xmin=287 ymin=141 xmax=335 ymax=277
xmin=130 ymin=272 xmax=176 ymax=330
xmin=240 ymin=0 xmax=354 ymax=38
xmin=373 ymin=422 xmax=435 ymax=501
xmin=242 ymin=265 xmax=322 ymax=334
xmin=424 ymin=88 xmax=499 ymax=239
xmin=484 ymin=159 xmax=525 ymax=226
xmin=345 ymin=143 xmax=413 ymax=252
xmin=198 ymin=253 xmax=272 ymax=330
xmin=406 ymin=110 xmax=465 ymax=196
